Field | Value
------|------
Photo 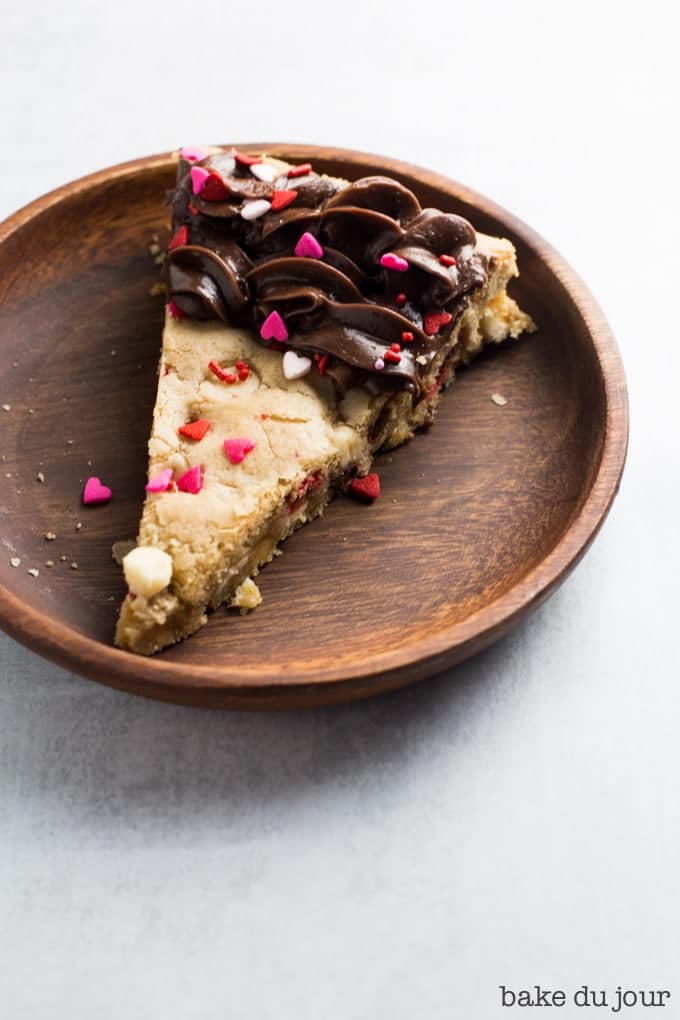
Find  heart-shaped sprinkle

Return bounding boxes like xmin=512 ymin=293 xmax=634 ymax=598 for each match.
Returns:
xmin=374 ymin=358 xmax=385 ymax=370
xmin=396 ymin=292 xmax=407 ymax=307
xmin=178 ymin=419 xmax=211 ymax=441
xmin=287 ymin=162 xmax=312 ymax=178
xmin=348 ymin=473 xmax=380 ymax=503
xmin=167 ymin=300 xmax=186 ymax=319
xmin=270 ymin=189 xmax=298 ymax=211
xmin=200 ymin=172 xmax=230 ymax=201
xmin=401 ymin=331 xmax=414 ymax=343
xmin=180 ymin=145 xmax=207 ymax=163
xmin=234 ymin=151 xmax=262 ymax=167
xmin=439 ymin=254 xmax=457 ymax=266
xmin=250 ymin=163 xmax=278 ymax=183
xmin=294 ymin=232 xmax=324 ymax=259
xmin=423 ymin=310 xmax=453 ymax=335
xmin=176 ymin=466 xmax=203 ymax=494
xmin=384 ymin=349 xmax=402 ymax=364
xmin=168 ymin=225 xmax=189 ymax=251
xmin=260 ymin=310 xmax=288 ymax=342
xmin=241 ymin=199 xmax=271 ymax=221
xmin=380 ymin=252 xmax=409 ymax=272
xmin=82 ymin=476 xmax=112 ymax=506
xmin=190 ymin=166 xmax=210 ymax=195
xmin=282 ymin=350 xmax=312 ymax=380
xmin=145 ymin=468 xmax=174 ymax=493
xmin=224 ymin=438 xmax=256 ymax=465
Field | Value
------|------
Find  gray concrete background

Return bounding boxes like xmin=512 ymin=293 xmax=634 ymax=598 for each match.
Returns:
xmin=1 ymin=2 xmax=678 ymax=1017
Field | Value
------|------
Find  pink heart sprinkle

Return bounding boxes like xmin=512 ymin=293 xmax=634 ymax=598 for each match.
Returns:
xmin=145 ymin=468 xmax=174 ymax=493
xmin=374 ymin=358 xmax=385 ymax=370
xmin=379 ymin=252 xmax=409 ymax=272
xmin=294 ymin=232 xmax=324 ymax=259
xmin=180 ymin=145 xmax=207 ymax=163
xmin=260 ymin=310 xmax=288 ymax=342
xmin=190 ymin=166 xmax=210 ymax=195
xmin=82 ymin=476 xmax=112 ymax=506
xmin=176 ymin=466 xmax=203 ymax=494
xmin=224 ymin=438 xmax=256 ymax=465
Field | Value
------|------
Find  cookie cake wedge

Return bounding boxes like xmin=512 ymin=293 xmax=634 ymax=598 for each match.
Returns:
xmin=115 ymin=147 xmax=534 ymax=655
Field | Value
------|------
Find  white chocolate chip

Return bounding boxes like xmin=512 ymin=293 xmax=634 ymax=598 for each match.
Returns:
xmin=240 ymin=199 xmax=271 ymax=221
xmin=282 ymin=350 xmax=312 ymax=381
xmin=491 ymin=392 xmax=508 ymax=406
xmin=10 ymin=557 xmax=20 ymax=568
xmin=250 ymin=163 xmax=278 ymax=183
xmin=27 ymin=568 xmax=39 ymax=578
xmin=123 ymin=546 xmax=173 ymax=598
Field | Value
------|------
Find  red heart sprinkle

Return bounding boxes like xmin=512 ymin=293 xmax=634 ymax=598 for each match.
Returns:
xmin=423 ymin=310 xmax=453 ymax=335
xmin=287 ymin=162 xmax=312 ymax=179
xmin=235 ymin=151 xmax=262 ymax=166
xmin=439 ymin=254 xmax=457 ymax=266
xmin=348 ymin=473 xmax=380 ymax=503
xmin=168 ymin=225 xmax=189 ymax=251
xmin=384 ymin=349 xmax=402 ymax=364
xmin=390 ymin=342 xmax=401 ymax=352
xmin=200 ymin=172 xmax=231 ymax=201
xmin=178 ymin=418 xmax=211 ymax=441
xmin=167 ymin=300 xmax=186 ymax=318
xmin=317 ymin=353 xmax=330 ymax=375
xmin=396 ymin=292 xmax=407 ymax=307
xmin=401 ymin=331 xmax=414 ymax=343
xmin=270 ymin=189 xmax=298 ymax=211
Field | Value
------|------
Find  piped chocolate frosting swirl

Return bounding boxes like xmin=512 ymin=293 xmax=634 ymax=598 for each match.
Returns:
xmin=166 ymin=151 xmax=488 ymax=395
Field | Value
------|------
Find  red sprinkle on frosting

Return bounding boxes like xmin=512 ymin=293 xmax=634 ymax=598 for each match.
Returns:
xmin=178 ymin=418 xmax=211 ymax=441
xmin=287 ymin=162 xmax=313 ymax=179
xmin=167 ymin=300 xmax=186 ymax=319
xmin=168 ymin=225 xmax=189 ymax=251
xmin=270 ymin=189 xmax=298 ymax=211
xmin=208 ymin=359 xmax=236 ymax=383
xmin=396 ymin=292 xmax=407 ymax=307
xmin=439 ymin=254 xmax=457 ymax=266
xmin=384 ymin=349 xmax=402 ymax=364
xmin=317 ymin=353 xmax=330 ymax=375
xmin=200 ymin=172 xmax=231 ymax=201
xmin=348 ymin=473 xmax=380 ymax=503
xmin=234 ymin=151 xmax=262 ymax=166
xmin=423 ymin=310 xmax=453 ymax=336
xmin=401 ymin=331 xmax=414 ymax=343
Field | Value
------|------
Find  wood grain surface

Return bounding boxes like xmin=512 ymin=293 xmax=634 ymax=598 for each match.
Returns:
xmin=0 ymin=145 xmax=629 ymax=708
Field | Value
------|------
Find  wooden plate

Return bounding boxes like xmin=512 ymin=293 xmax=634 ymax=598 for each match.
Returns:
xmin=0 ymin=145 xmax=628 ymax=709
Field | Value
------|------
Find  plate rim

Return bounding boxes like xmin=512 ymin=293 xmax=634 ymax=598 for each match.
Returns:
xmin=0 ymin=144 xmax=629 ymax=708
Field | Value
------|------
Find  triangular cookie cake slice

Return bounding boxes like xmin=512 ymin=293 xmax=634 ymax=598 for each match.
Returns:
xmin=115 ymin=146 xmax=534 ymax=655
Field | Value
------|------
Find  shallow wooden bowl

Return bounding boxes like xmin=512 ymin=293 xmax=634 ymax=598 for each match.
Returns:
xmin=0 ymin=145 xmax=628 ymax=708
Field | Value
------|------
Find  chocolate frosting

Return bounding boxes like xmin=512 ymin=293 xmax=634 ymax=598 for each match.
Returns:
xmin=166 ymin=151 xmax=488 ymax=394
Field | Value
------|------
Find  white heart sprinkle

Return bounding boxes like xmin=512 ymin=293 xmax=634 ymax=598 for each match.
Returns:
xmin=240 ymin=199 xmax=272 ymax=221
xmin=282 ymin=350 xmax=313 ymax=381
xmin=250 ymin=163 xmax=278 ymax=183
